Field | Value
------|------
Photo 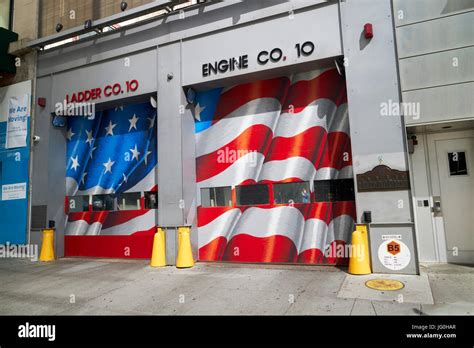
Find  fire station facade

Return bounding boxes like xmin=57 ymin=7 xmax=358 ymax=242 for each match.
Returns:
xmin=20 ymin=0 xmax=473 ymax=273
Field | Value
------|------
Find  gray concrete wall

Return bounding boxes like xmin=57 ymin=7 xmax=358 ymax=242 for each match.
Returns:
xmin=49 ymin=49 xmax=157 ymax=113
xmin=31 ymin=75 xmax=67 ymax=256
xmin=339 ymin=0 xmax=417 ymax=273
xmin=180 ymin=2 xmax=341 ymax=86
xmin=394 ymin=0 xmax=474 ymax=263
xmin=339 ymin=0 xmax=412 ymax=222
xmin=36 ymin=1 xmax=332 ymax=77
xmin=393 ymin=0 xmax=474 ymax=126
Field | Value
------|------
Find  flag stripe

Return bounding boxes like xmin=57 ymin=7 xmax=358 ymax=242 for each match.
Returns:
xmin=211 ymin=77 xmax=290 ymax=125
xmin=196 ymin=125 xmax=273 ymax=182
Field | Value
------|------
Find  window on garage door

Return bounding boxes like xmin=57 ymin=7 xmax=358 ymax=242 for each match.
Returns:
xmin=273 ymin=182 xmax=310 ymax=204
xmin=117 ymin=192 xmax=141 ymax=210
xmin=314 ymin=179 xmax=355 ymax=202
xmin=91 ymin=194 xmax=115 ymax=211
xmin=68 ymin=196 xmax=90 ymax=212
xmin=201 ymin=186 xmax=232 ymax=207
xmin=236 ymin=184 xmax=270 ymax=206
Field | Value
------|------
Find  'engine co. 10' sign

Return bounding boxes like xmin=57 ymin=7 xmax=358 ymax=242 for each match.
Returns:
xmin=202 ymin=41 xmax=315 ymax=77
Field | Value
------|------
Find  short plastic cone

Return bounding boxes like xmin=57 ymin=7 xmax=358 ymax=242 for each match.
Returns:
xmin=348 ymin=225 xmax=371 ymax=275
xmin=150 ymin=228 xmax=166 ymax=267
xmin=39 ymin=229 xmax=55 ymax=262
xmin=176 ymin=227 xmax=194 ymax=268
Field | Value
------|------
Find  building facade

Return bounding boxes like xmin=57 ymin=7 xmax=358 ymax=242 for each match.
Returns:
xmin=3 ymin=0 xmax=472 ymax=272
xmin=0 ymin=0 xmax=38 ymax=245
xmin=393 ymin=0 xmax=474 ymax=264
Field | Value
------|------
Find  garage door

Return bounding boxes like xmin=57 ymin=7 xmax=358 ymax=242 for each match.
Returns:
xmin=195 ymin=67 xmax=356 ymax=265
xmin=64 ymin=99 xmax=158 ymax=258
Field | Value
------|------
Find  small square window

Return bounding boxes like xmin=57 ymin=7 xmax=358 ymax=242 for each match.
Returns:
xmin=314 ymin=181 xmax=332 ymax=202
xmin=92 ymin=194 xmax=115 ymax=211
xmin=448 ymin=152 xmax=468 ymax=176
xmin=144 ymin=192 xmax=158 ymax=209
xmin=273 ymin=182 xmax=310 ymax=204
xmin=236 ymin=184 xmax=269 ymax=206
xmin=339 ymin=179 xmax=355 ymax=201
xmin=201 ymin=187 xmax=232 ymax=207
xmin=117 ymin=192 xmax=141 ymax=211
xmin=68 ymin=196 xmax=89 ymax=212
xmin=314 ymin=179 xmax=355 ymax=202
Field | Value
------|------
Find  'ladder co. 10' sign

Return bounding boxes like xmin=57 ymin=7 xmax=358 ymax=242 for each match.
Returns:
xmin=64 ymin=79 xmax=139 ymax=103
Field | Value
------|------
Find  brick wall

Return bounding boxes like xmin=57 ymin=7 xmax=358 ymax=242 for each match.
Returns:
xmin=39 ymin=0 xmax=156 ymax=38
xmin=0 ymin=0 xmax=38 ymax=87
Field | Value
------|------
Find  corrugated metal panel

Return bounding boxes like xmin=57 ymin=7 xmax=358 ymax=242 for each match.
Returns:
xmin=399 ymin=46 xmax=474 ymax=91
xmin=396 ymin=11 xmax=474 ymax=58
xmin=404 ymin=82 xmax=474 ymax=125
xmin=393 ymin=0 xmax=474 ymax=27
xmin=31 ymin=205 xmax=47 ymax=230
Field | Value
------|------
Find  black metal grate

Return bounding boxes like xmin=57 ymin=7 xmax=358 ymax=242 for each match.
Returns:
xmin=31 ymin=205 xmax=47 ymax=229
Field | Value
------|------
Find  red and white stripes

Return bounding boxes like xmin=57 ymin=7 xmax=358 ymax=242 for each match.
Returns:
xmin=196 ymin=67 xmax=355 ymax=264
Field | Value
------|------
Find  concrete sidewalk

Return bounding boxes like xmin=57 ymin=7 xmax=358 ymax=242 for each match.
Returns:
xmin=0 ymin=258 xmax=472 ymax=315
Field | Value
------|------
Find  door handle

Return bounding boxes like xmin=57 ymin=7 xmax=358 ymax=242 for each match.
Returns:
xmin=431 ymin=196 xmax=442 ymax=215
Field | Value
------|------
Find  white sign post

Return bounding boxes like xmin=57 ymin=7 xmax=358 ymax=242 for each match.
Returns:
xmin=6 ymin=94 xmax=30 ymax=149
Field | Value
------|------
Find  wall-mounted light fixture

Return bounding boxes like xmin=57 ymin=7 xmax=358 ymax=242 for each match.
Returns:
xmin=186 ymin=88 xmax=196 ymax=105
xmin=52 ymin=114 xmax=67 ymax=128
xmin=37 ymin=97 xmax=46 ymax=107
xmin=364 ymin=23 xmax=373 ymax=39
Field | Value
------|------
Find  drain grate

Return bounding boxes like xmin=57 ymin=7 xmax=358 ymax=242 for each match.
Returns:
xmin=365 ymin=279 xmax=404 ymax=291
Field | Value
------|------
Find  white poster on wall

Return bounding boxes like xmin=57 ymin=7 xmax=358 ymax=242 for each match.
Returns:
xmin=6 ymin=94 xmax=30 ymax=149
xmin=2 ymin=183 xmax=27 ymax=201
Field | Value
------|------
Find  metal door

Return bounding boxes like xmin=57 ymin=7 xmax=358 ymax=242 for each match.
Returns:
xmin=432 ymin=133 xmax=474 ymax=263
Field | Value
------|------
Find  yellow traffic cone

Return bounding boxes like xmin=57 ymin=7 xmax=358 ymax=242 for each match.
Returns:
xmin=150 ymin=228 xmax=166 ymax=267
xmin=356 ymin=224 xmax=371 ymax=254
xmin=39 ymin=229 xmax=55 ymax=262
xmin=176 ymin=227 xmax=194 ymax=268
xmin=348 ymin=224 xmax=371 ymax=275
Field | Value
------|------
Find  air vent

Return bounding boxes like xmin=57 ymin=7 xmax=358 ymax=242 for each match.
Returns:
xmin=31 ymin=205 xmax=47 ymax=229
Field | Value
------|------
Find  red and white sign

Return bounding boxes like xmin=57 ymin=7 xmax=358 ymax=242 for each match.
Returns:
xmin=65 ymin=79 xmax=139 ymax=103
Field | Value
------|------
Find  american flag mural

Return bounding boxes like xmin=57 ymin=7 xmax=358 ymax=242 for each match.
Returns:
xmin=195 ymin=67 xmax=356 ymax=264
xmin=64 ymin=101 xmax=157 ymax=258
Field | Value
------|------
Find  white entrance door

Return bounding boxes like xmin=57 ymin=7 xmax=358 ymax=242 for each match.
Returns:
xmin=430 ymin=131 xmax=474 ymax=263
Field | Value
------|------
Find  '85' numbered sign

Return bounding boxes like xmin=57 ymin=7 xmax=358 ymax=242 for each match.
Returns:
xmin=378 ymin=239 xmax=410 ymax=271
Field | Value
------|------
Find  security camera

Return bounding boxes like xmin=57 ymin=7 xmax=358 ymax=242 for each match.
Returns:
xmin=33 ymin=135 xmax=41 ymax=143
xmin=56 ymin=23 xmax=63 ymax=33
xmin=120 ymin=1 xmax=128 ymax=11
